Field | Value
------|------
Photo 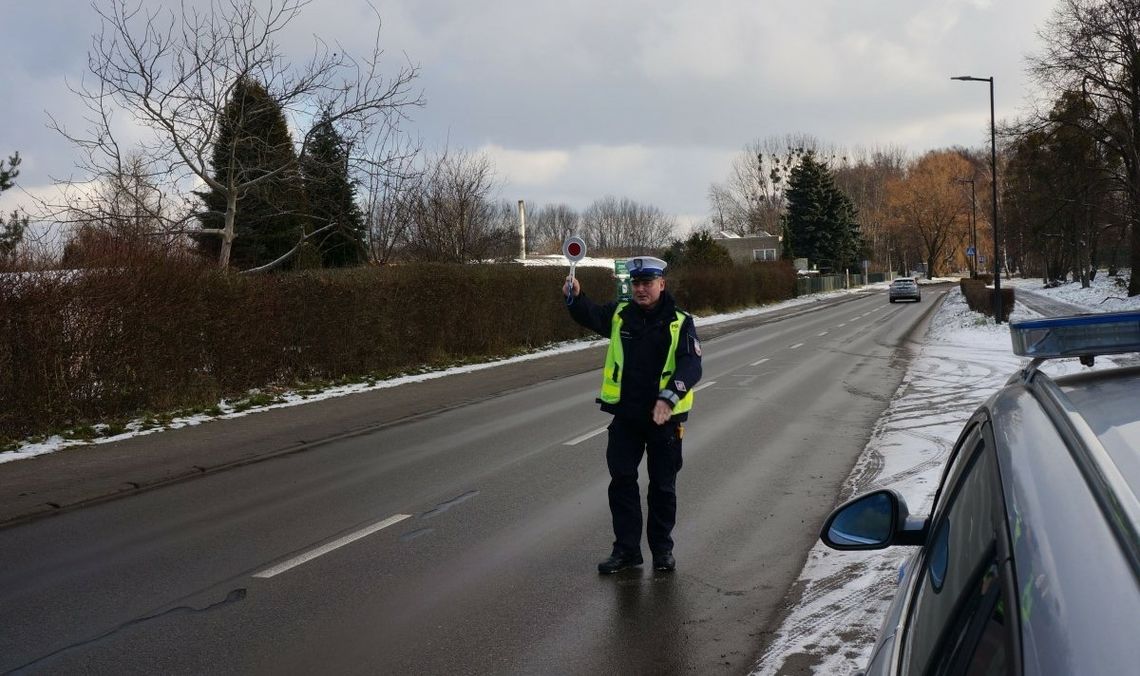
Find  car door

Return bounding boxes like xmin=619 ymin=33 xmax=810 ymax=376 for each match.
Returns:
xmin=894 ymin=421 xmax=1019 ymax=675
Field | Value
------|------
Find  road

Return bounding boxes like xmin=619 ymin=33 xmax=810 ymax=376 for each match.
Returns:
xmin=0 ymin=290 xmax=941 ymax=674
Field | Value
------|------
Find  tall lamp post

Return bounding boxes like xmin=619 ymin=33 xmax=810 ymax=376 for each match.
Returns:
xmin=951 ymin=75 xmax=1003 ymax=323
xmin=957 ymin=178 xmax=977 ymax=278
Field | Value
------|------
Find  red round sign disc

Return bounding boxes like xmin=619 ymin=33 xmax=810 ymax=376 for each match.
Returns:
xmin=567 ymin=243 xmax=582 ymax=257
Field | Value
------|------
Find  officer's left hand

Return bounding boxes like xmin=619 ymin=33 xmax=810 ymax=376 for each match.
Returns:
xmin=652 ymin=400 xmax=672 ymax=425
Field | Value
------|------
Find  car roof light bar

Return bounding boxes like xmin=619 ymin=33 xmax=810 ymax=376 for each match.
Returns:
xmin=1010 ymin=310 xmax=1140 ymax=359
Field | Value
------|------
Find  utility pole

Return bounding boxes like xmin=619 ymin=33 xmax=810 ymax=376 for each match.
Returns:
xmin=517 ymin=200 xmax=527 ymax=260
xmin=952 ymin=74 xmax=1003 ymax=322
xmin=958 ymin=178 xmax=977 ymax=278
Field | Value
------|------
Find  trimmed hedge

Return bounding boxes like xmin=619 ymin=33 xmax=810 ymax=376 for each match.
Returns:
xmin=0 ymin=260 xmax=795 ymax=440
xmin=960 ymin=278 xmax=1015 ymax=322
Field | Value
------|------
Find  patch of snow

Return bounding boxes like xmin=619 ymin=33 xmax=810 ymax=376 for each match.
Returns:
xmin=1004 ymin=271 xmax=1140 ymax=312
xmin=751 ymin=272 xmax=1131 ymax=675
xmin=515 ymin=255 xmax=616 ymax=268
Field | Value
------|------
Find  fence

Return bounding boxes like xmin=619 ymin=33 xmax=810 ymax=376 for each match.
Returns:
xmin=796 ymin=273 xmax=871 ymax=295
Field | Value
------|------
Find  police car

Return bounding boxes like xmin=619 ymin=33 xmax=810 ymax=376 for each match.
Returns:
xmin=820 ymin=311 xmax=1140 ymax=675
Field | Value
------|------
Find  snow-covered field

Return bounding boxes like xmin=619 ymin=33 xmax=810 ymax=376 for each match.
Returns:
xmin=751 ymin=271 xmax=1138 ymax=675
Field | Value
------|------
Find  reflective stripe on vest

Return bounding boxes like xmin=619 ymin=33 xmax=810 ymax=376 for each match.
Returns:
xmin=600 ymin=302 xmax=694 ymax=414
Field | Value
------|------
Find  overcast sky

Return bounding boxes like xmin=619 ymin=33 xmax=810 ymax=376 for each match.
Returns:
xmin=1 ymin=0 xmax=1057 ymax=232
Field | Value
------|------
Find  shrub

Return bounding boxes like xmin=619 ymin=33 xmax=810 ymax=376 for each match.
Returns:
xmin=0 ymin=260 xmax=796 ymax=440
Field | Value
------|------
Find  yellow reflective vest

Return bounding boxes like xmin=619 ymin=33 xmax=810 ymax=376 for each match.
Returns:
xmin=599 ymin=302 xmax=694 ymax=414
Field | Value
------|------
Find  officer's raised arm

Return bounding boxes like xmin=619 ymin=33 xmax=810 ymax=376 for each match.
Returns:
xmin=564 ymin=275 xmax=580 ymax=298
xmin=564 ymin=278 xmax=617 ymax=338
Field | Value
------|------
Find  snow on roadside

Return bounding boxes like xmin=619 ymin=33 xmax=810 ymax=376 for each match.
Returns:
xmin=750 ymin=273 xmax=1132 ymax=675
xmin=1004 ymin=271 xmax=1140 ymax=312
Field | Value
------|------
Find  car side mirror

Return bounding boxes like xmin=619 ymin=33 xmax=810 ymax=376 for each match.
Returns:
xmin=820 ymin=489 xmax=928 ymax=550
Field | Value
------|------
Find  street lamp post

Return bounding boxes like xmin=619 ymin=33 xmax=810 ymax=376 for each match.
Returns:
xmin=952 ymin=75 xmax=1003 ymax=322
xmin=957 ymin=178 xmax=977 ymax=278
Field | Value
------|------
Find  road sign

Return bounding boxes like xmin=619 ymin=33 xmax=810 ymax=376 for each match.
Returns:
xmin=966 ymin=246 xmax=976 ymax=257
xmin=614 ymin=259 xmax=631 ymax=301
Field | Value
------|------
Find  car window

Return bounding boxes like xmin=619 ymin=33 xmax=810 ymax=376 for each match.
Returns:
xmin=928 ymin=424 xmax=982 ymax=522
xmin=900 ymin=436 xmax=1015 ymax=675
xmin=927 ymin=555 xmax=1015 ymax=675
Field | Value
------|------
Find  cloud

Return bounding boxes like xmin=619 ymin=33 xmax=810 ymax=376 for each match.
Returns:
xmin=480 ymin=145 xmax=570 ymax=186
xmin=1 ymin=0 xmax=1054 ymax=226
xmin=482 ymin=142 xmax=736 ymax=216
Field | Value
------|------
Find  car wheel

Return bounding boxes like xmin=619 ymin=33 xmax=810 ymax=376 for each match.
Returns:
xmin=889 ymin=298 xmax=895 ymax=303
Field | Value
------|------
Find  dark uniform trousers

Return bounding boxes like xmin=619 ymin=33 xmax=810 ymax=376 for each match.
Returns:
xmin=606 ymin=415 xmax=684 ymax=556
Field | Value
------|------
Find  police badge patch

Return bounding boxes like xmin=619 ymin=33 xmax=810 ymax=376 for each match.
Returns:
xmin=674 ymin=380 xmax=687 ymax=392
xmin=692 ymin=337 xmax=702 ymax=357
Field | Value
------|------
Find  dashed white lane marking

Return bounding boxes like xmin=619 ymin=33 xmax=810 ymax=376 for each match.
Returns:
xmin=817 ymin=331 xmax=829 ymax=337
xmin=789 ymin=343 xmax=804 ymax=350
xmin=751 ymin=358 xmax=770 ymax=367
xmin=253 ymin=514 xmax=412 ymax=578
xmin=838 ymin=323 xmax=847 ymax=328
xmin=565 ymin=425 xmax=608 ymax=446
xmin=694 ymin=381 xmax=716 ymax=392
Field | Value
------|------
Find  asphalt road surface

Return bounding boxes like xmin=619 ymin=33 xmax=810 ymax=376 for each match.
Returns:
xmin=0 ymin=290 xmax=940 ymax=675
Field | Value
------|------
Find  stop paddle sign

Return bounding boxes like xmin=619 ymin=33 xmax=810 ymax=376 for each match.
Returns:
xmin=562 ymin=236 xmax=587 ymax=263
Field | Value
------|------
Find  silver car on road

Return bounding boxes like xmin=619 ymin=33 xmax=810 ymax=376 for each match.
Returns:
xmin=888 ymin=277 xmax=921 ymax=303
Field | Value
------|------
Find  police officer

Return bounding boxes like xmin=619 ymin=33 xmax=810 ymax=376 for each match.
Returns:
xmin=564 ymin=256 xmax=702 ymax=573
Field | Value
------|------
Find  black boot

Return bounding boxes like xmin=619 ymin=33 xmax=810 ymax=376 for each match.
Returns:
xmin=597 ymin=550 xmax=644 ymax=574
xmin=652 ymin=552 xmax=675 ymax=571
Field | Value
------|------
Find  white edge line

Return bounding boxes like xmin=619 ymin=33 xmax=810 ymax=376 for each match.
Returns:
xmin=253 ymin=513 xmax=412 ymax=579
xmin=565 ymin=425 xmax=608 ymax=446
xmin=750 ymin=358 xmax=770 ymax=367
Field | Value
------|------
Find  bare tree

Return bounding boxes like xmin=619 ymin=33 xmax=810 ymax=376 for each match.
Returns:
xmin=49 ymin=0 xmax=420 ymax=271
xmin=403 ymin=149 xmax=513 ymax=262
xmin=525 ymin=203 xmax=580 ymax=254
xmin=580 ymin=196 xmax=676 ymax=256
xmin=53 ymin=153 xmax=182 ymax=247
xmin=1030 ymin=0 xmax=1140 ymax=294
xmin=361 ymin=125 xmax=422 ymax=265
xmin=832 ymin=145 xmax=908 ymax=271
xmin=707 ymin=134 xmax=831 ymax=236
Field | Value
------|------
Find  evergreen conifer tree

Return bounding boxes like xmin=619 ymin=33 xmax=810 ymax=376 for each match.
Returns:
xmin=785 ymin=151 xmax=862 ymax=271
xmin=300 ymin=117 xmax=366 ymax=267
xmin=0 ymin=152 xmax=20 ymax=192
xmin=682 ymin=231 xmax=734 ymax=267
xmin=0 ymin=152 xmax=27 ymax=260
xmin=195 ymin=77 xmax=308 ymax=269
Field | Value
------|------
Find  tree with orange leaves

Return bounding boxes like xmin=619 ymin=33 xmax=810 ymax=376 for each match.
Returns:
xmin=885 ymin=151 xmax=974 ymax=278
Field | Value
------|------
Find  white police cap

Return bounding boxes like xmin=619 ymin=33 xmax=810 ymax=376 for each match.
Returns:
xmin=627 ymin=256 xmax=667 ymax=279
